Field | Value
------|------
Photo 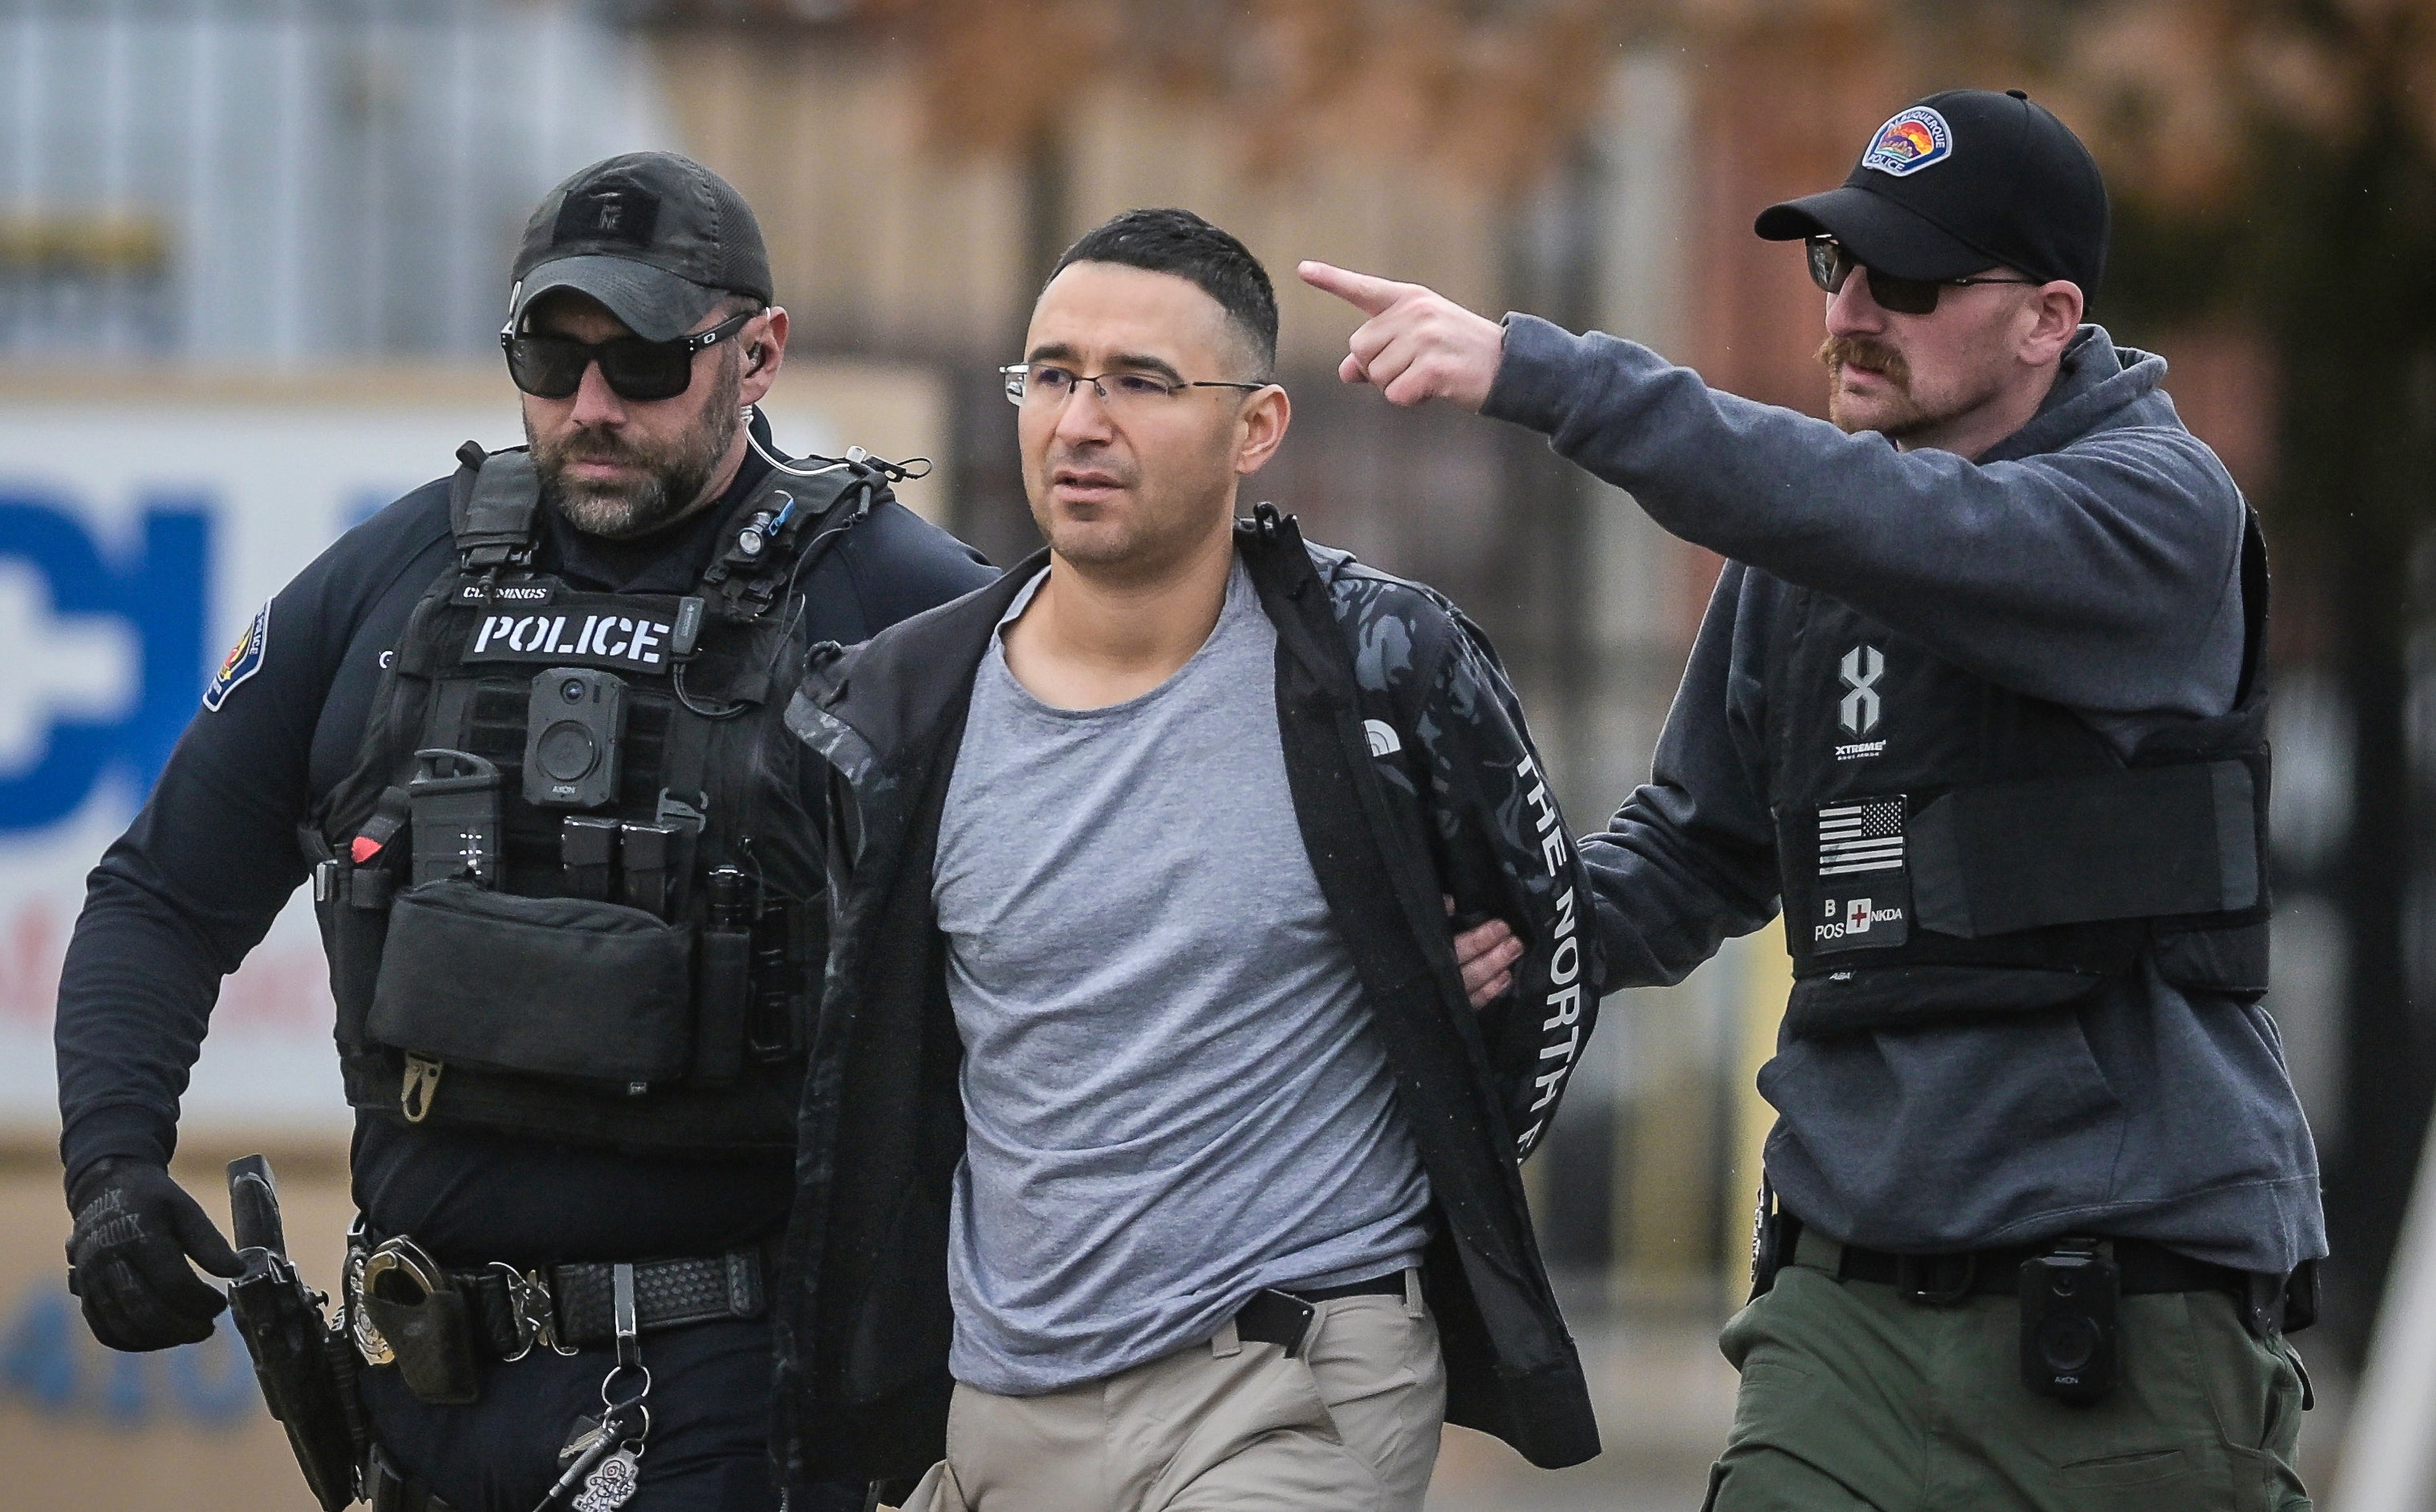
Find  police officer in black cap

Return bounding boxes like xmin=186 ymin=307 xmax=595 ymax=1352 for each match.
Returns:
xmin=1309 ymin=89 xmax=2322 ymax=1510
xmin=57 ymin=151 xmax=994 ymax=1510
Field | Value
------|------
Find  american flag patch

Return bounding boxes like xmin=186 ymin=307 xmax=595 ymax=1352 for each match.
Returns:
xmin=1819 ymin=797 xmax=1906 ymax=876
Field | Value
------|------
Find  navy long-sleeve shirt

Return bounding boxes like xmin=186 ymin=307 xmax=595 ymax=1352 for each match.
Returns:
xmin=55 ymin=422 xmax=997 ymax=1263
xmin=1484 ymin=317 xmax=2324 ymax=1272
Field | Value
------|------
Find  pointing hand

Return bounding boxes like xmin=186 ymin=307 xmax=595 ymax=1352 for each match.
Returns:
xmin=1298 ymin=261 xmax=1505 ymax=412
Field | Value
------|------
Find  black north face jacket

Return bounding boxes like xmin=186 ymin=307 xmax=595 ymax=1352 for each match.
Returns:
xmin=769 ymin=506 xmax=1604 ymax=1488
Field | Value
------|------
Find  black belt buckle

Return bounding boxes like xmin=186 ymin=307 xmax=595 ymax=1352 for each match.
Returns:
xmin=1896 ymin=1251 xmax=1978 ymax=1305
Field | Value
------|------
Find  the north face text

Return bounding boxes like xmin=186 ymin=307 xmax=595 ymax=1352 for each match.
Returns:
xmin=1516 ymin=752 xmax=1584 ymax=1157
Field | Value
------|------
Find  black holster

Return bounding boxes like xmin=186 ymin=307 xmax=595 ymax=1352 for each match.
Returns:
xmin=1749 ymin=1184 xmax=1801 ymax=1302
xmin=2259 ymin=1257 xmax=2320 ymax=1336
xmin=225 ymin=1157 xmax=371 ymax=1512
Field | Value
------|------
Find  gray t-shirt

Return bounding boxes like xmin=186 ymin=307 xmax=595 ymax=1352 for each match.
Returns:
xmin=932 ymin=557 xmax=1431 ymax=1396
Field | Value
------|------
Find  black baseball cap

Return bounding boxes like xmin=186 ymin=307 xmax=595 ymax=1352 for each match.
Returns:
xmin=1755 ymin=88 xmax=2108 ymax=295
xmin=508 ymin=152 xmax=773 ymax=343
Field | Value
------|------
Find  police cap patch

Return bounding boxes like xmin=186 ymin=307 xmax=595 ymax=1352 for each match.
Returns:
xmin=1862 ymin=107 xmax=1953 ymax=177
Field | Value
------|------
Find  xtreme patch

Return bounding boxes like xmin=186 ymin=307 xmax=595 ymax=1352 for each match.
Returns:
xmin=203 ymin=601 xmax=270 ymax=712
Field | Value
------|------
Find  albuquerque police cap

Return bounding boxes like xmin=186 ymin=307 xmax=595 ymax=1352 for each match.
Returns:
xmin=509 ymin=152 xmax=773 ymax=343
xmin=1754 ymin=88 xmax=2109 ymax=295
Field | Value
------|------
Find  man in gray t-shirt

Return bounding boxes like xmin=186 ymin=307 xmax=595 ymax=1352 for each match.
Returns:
xmin=936 ymin=557 xmax=1432 ymax=1396
xmin=864 ymin=209 xmax=1543 ymax=1512
xmin=773 ymin=205 xmax=1602 ymax=1505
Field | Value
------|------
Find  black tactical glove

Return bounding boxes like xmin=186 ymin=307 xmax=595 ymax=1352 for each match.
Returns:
xmin=65 ymin=1160 xmax=243 ymax=1352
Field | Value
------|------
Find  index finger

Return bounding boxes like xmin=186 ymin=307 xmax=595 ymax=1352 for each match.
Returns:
xmin=1297 ymin=260 xmax=1411 ymax=318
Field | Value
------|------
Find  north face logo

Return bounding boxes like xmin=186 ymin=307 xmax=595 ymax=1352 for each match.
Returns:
xmin=1839 ymin=646 xmax=1884 ymax=736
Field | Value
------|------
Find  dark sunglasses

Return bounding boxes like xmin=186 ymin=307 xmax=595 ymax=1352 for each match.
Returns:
xmin=1805 ymin=237 xmax=2038 ymax=316
xmin=501 ymin=309 xmax=756 ymax=402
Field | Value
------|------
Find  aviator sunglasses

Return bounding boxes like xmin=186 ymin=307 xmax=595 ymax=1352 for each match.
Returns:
xmin=501 ymin=308 xmax=756 ymax=403
xmin=1805 ymin=236 xmax=2039 ymax=316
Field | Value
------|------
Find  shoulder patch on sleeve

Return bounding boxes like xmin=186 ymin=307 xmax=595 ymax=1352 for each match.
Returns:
xmin=202 ymin=601 xmax=270 ymax=711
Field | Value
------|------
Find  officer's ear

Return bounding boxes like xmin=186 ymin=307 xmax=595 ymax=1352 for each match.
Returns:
xmin=2019 ymin=280 xmax=2082 ymax=368
xmin=737 ymin=307 xmax=788 ymax=405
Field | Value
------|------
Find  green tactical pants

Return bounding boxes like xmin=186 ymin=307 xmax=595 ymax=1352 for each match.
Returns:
xmin=1704 ymin=1233 xmax=2312 ymax=1512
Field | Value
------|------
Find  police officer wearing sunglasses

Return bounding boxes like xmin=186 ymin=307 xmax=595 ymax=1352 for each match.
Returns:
xmin=55 ymin=152 xmax=994 ymax=1511
xmin=1305 ymin=88 xmax=2322 ymax=1511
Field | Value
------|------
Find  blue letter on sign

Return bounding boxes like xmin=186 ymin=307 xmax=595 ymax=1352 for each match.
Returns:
xmin=0 ymin=494 xmax=210 ymax=834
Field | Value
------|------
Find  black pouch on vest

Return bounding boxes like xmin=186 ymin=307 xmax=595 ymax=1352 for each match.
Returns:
xmin=359 ymin=1278 xmax=481 ymax=1406
xmin=692 ymin=926 xmax=752 ymax=1087
xmin=315 ymin=866 xmax=384 ymax=1050
xmin=692 ymin=866 xmax=752 ymax=1085
xmin=310 ymin=788 xmax=411 ymax=1048
xmin=367 ymin=879 xmax=693 ymax=1087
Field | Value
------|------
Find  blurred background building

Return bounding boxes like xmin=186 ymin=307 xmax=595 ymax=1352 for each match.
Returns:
xmin=3 ymin=0 xmax=2429 ymax=1506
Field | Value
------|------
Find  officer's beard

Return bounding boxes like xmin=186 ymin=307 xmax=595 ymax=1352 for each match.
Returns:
xmin=531 ymin=353 xmax=742 ymax=540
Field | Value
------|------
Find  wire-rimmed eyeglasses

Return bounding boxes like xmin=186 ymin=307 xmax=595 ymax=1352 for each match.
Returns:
xmin=1000 ymin=362 xmax=1266 ymax=409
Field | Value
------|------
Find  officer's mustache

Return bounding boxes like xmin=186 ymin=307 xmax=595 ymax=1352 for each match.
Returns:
xmin=544 ymin=427 xmax=660 ymax=473
xmin=1816 ymin=335 xmax=1913 ymax=392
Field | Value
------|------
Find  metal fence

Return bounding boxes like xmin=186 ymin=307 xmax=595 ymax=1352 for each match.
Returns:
xmin=1 ymin=0 xmax=668 ymax=361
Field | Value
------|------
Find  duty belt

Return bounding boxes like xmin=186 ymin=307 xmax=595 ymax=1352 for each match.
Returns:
xmin=348 ymin=1230 xmax=770 ymax=1363
xmin=1790 ymin=1226 xmax=2316 ymax=1335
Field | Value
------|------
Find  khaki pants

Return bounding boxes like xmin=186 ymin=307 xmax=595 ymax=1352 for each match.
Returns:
xmin=897 ymin=1279 xmax=1445 ymax=1512
xmin=1707 ymin=1253 xmax=2312 ymax=1512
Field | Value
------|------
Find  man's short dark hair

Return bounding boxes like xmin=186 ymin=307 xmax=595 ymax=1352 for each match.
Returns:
xmin=1050 ymin=209 xmax=1279 ymax=379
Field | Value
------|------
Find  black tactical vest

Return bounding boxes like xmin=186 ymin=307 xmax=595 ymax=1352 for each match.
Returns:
xmin=1768 ymin=514 xmax=2272 ymax=1039
xmin=307 ymin=441 xmax=886 ymax=1151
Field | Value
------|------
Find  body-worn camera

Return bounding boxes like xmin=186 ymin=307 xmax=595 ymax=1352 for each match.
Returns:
xmin=524 ymin=668 xmax=627 ymax=809
xmin=2020 ymin=1238 xmax=2118 ymax=1405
